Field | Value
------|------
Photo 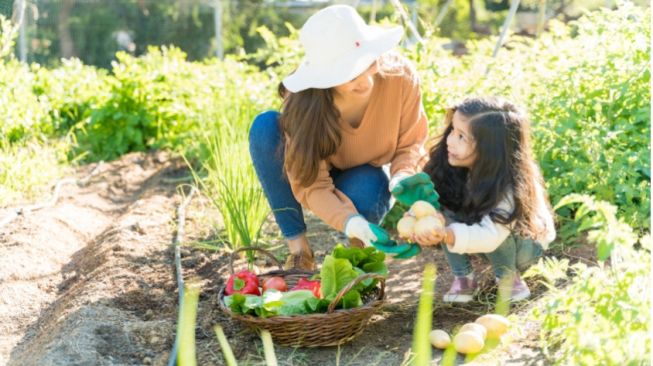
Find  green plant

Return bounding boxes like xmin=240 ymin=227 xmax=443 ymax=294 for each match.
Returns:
xmin=0 ymin=141 xmax=70 ymax=206
xmin=193 ymin=122 xmax=270 ymax=250
xmin=214 ymin=325 xmax=238 ymax=366
xmin=178 ymin=282 xmax=201 ymax=366
xmin=526 ymin=194 xmax=650 ymax=365
xmin=259 ymin=330 xmax=278 ymax=366
xmin=410 ymin=264 xmax=437 ymax=366
xmin=407 ymin=3 xmax=650 ymax=234
xmin=0 ymin=17 xmax=71 ymax=205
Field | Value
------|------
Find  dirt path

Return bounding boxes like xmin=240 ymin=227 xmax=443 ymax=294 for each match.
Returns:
xmin=1 ymin=152 xmax=186 ymax=365
xmin=0 ymin=151 xmax=548 ymax=366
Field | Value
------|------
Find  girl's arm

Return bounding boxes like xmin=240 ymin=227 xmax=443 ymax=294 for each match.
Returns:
xmin=446 ymin=217 xmax=512 ymax=254
xmin=445 ymin=193 xmax=514 ymax=253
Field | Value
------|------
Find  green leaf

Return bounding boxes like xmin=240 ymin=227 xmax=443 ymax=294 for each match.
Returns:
xmin=597 ymin=241 xmax=614 ymax=262
xmin=341 ymin=290 xmax=362 ymax=309
xmin=320 ymin=255 xmax=358 ymax=302
xmin=233 ymin=277 xmax=245 ymax=291
xmin=353 ymin=267 xmax=373 ymax=290
xmin=277 ymin=290 xmax=318 ymax=316
xmin=362 ymin=261 xmax=388 ymax=276
xmin=224 ymin=293 xmax=262 ymax=315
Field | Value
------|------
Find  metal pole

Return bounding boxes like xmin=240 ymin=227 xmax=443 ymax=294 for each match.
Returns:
xmin=536 ymin=0 xmax=547 ymax=36
xmin=214 ymin=0 xmax=223 ymax=59
xmin=411 ymin=1 xmax=418 ymax=27
xmin=389 ymin=0 xmax=423 ymax=43
xmin=434 ymin=0 xmax=454 ymax=27
xmin=369 ymin=0 xmax=377 ymax=23
xmin=13 ymin=0 xmax=27 ymax=62
xmin=492 ymin=0 xmax=521 ymax=57
xmin=19 ymin=15 xmax=26 ymax=62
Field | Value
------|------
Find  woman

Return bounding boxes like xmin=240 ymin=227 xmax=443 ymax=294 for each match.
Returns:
xmin=249 ymin=5 xmax=429 ymax=271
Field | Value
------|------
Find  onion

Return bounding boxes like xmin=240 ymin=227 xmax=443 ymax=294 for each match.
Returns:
xmin=475 ymin=314 xmax=510 ymax=338
xmin=453 ymin=331 xmax=485 ymax=354
xmin=411 ymin=200 xmax=438 ymax=218
xmin=397 ymin=216 xmax=417 ymax=238
xmin=413 ymin=216 xmax=444 ymax=237
xmin=429 ymin=329 xmax=451 ymax=349
xmin=459 ymin=322 xmax=487 ymax=340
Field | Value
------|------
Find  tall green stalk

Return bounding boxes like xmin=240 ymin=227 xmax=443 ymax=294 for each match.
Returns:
xmin=198 ymin=118 xmax=270 ymax=250
xmin=411 ymin=264 xmax=437 ymax=366
xmin=259 ymin=330 xmax=278 ymax=366
xmin=178 ymin=282 xmax=200 ymax=366
xmin=214 ymin=325 xmax=238 ymax=366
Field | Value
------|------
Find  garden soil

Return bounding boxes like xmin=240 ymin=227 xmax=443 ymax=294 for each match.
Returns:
xmin=1 ymin=151 xmax=582 ymax=366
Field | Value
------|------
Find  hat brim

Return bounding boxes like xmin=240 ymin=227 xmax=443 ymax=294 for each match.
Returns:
xmin=283 ymin=25 xmax=403 ymax=93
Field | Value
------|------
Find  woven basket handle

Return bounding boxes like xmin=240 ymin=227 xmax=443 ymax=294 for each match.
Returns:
xmin=327 ymin=273 xmax=386 ymax=313
xmin=228 ymin=246 xmax=284 ymax=274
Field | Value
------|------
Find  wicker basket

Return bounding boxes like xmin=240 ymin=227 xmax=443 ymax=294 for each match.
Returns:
xmin=218 ymin=247 xmax=386 ymax=347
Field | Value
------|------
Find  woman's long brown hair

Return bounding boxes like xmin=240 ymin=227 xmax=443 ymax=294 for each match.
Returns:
xmin=277 ymin=84 xmax=342 ymax=186
xmin=279 ymin=53 xmax=407 ymax=187
xmin=423 ymin=96 xmax=552 ymax=241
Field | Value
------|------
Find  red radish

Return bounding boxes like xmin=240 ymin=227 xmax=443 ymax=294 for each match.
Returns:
xmin=262 ymin=276 xmax=288 ymax=292
xmin=291 ymin=277 xmax=321 ymax=298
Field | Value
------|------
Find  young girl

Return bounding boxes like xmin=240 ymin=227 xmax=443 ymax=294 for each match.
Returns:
xmin=410 ymin=96 xmax=556 ymax=302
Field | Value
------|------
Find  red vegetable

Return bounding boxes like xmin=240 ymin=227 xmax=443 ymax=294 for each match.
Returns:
xmin=263 ymin=276 xmax=288 ymax=292
xmin=225 ymin=270 xmax=260 ymax=295
xmin=291 ymin=277 xmax=321 ymax=298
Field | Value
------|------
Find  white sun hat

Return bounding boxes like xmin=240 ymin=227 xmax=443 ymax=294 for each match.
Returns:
xmin=282 ymin=5 xmax=404 ymax=93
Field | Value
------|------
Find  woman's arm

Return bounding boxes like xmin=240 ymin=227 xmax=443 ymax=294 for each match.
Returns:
xmin=287 ymin=160 xmax=359 ymax=232
xmin=389 ymin=69 xmax=429 ymax=176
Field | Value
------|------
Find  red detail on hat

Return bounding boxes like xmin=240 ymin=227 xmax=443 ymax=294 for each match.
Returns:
xmin=355 ymin=41 xmax=360 ymax=47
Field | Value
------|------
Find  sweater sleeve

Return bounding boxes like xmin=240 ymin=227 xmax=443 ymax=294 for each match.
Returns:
xmin=448 ymin=183 xmax=557 ymax=253
xmin=447 ymin=195 xmax=514 ymax=254
xmin=287 ymin=160 xmax=359 ymax=232
xmin=389 ymin=72 xmax=429 ymax=176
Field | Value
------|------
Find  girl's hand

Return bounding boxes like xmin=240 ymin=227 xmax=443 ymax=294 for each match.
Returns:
xmin=411 ymin=226 xmax=446 ymax=246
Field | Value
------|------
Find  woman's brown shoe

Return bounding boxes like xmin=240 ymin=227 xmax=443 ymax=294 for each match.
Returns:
xmin=284 ymin=250 xmax=316 ymax=272
xmin=348 ymin=238 xmax=365 ymax=248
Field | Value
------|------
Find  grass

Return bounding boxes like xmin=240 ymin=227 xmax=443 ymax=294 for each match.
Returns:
xmin=0 ymin=139 xmax=71 ymax=207
xmin=191 ymin=118 xmax=270 ymax=251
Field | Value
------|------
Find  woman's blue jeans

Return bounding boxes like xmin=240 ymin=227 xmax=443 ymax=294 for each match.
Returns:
xmin=248 ymin=111 xmax=391 ymax=239
xmin=442 ymin=235 xmax=544 ymax=278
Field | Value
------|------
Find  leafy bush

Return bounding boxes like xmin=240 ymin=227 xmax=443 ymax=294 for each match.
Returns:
xmin=407 ymin=3 xmax=650 ymax=233
xmin=0 ymin=16 xmax=70 ymax=205
xmin=66 ymin=46 xmax=274 ymax=162
xmin=526 ymin=194 xmax=650 ymax=365
xmin=32 ymin=58 xmax=110 ymax=138
xmin=0 ymin=60 xmax=52 ymax=147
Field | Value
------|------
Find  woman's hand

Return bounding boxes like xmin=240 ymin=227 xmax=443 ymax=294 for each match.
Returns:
xmin=390 ymin=172 xmax=440 ymax=208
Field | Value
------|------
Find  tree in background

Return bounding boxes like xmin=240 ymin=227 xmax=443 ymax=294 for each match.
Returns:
xmin=17 ymin=0 xmax=646 ymax=68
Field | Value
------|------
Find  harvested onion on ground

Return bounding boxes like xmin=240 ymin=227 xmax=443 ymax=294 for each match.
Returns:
xmin=459 ymin=322 xmax=487 ymax=340
xmin=429 ymin=329 xmax=451 ymax=349
xmin=453 ymin=331 xmax=485 ymax=354
xmin=475 ymin=314 xmax=510 ymax=338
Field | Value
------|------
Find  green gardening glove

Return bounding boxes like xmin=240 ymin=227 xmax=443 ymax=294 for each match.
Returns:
xmin=369 ymin=224 xmax=421 ymax=259
xmin=380 ymin=200 xmax=410 ymax=231
xmin=393 ymin=243 xmax=422 ymax=259
xmin=390 ymin=172 xmax=440 ymax=209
